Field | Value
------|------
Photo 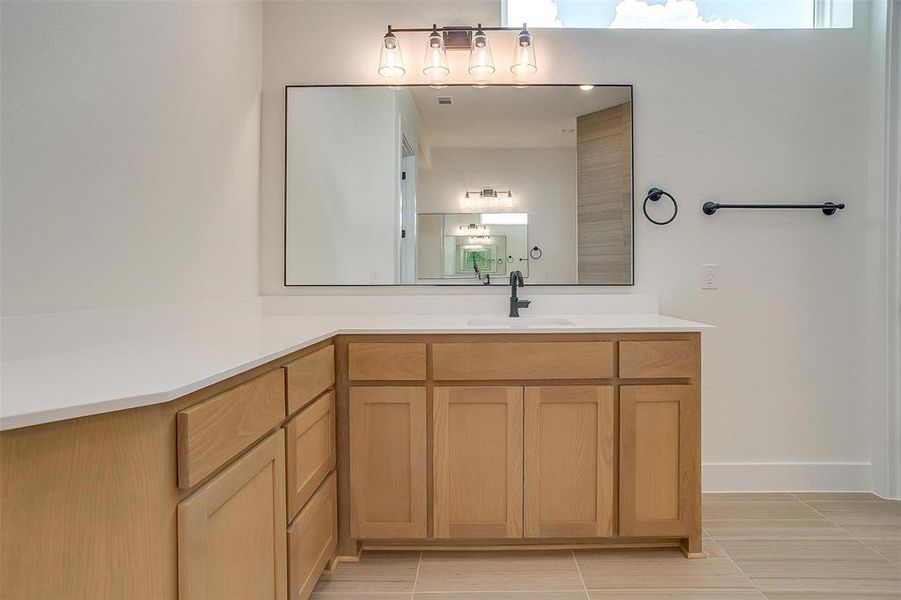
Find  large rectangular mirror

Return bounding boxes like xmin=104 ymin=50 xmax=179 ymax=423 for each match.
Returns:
xmin=285 ymin=84 xmax=633 ymax=286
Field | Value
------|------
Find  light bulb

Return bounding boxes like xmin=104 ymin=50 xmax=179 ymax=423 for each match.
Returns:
xmin=378 ymin=27 xmax=405 ymax=79
xmin=468 ymin=24 xmax=495 ymax=79
xmin=423 ymin=25 xmax=449 ymax=83
xmin=510 ymin=24 xmax=537 ymax=77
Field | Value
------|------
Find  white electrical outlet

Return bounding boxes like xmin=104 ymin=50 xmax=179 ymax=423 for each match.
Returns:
xmin=702 ymin=264 xmax=718 ymax=289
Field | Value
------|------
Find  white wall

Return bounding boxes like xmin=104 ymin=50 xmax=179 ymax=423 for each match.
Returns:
xmin=261 ymin=0 xmax=880 ymax=491
xmin=418 ymin=147 xmax=577 ymax=283
xmin=0 ymin=0 xmax=263 ymax=316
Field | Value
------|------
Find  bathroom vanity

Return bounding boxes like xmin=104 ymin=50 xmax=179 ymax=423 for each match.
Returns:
xmin=0 ymin=312 xmax=705 ymax=599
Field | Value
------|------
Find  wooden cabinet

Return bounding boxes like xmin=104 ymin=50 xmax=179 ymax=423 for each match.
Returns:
xmin=433 ymin=386 xmax=523 ymax=538
xmin=349 ymin=386 xmax=428 ymax=539
xmin=178 ymin=430 xmax=287 ymax=600
xmin=288 ymin=473 xmax=337 ymax=600
xmin=285 ymin=391 xmax=336 ymax=522
xmin=619 ymin=385 xmax=699 ymax=538
xmin=524 ymin=386 xmax=615 ymax=538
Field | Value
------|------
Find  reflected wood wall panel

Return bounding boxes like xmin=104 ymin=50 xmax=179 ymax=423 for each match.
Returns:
xmin=577 ymin=102 xmax=632 ymax=284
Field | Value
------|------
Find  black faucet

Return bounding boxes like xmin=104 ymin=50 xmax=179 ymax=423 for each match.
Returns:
xmin=509 ymin=270 xmax=531 ymax=317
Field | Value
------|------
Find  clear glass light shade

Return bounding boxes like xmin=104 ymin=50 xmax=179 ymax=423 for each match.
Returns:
xmin=378 ymin=30 xmax=406 ymax=79
xmin=468 ymin=27 xmax=495 ymax=78
xmin=423 ymin=28 xmax=449 ymax=80
xmin=510 ymin=25 xmax=537 ymax=76
xmin=505 ymin=192 xmax=514 ymax=208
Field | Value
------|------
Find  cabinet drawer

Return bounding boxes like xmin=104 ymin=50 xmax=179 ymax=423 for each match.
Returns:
xmin=285 ymin=345 xmax=334 ymax=416
xmin=618 ymin=340 xmax=697 ymax=379
xmin=177 ymin=369 xmax=286 ymax=488
xmin=285 ymin=391 xmax=336 ymax=522
xmin=288 ymin=472 xmax=337 ymax=600
xmin=432 ymin=342 xmax=614 ymax=380
xmin=348 ymin=342 xmax=427 ymax=381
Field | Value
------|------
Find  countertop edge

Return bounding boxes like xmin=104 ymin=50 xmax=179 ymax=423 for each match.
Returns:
xmin=1 ymin=322 xmax=712 ymax=431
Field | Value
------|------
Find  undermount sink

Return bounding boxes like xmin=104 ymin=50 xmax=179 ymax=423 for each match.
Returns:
xmin=466 ymin=316 xmax=576 ymax=328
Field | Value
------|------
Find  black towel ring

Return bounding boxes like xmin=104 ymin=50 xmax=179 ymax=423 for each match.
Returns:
xmin=529 ymin=246 xmax=543 ymax=260
xmin=643 ymin=187 xmax=678 ymax=226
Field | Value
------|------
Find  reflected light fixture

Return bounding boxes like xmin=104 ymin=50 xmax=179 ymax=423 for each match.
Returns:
xmin=378 ymin=26 xmax=405 ymax=79
xmin=423 ymin=24 xmax=449 ymax=86
xmin=464 ymin=188 xmax=514 ymax=210
xmin=378 ymin=23 xmax=535 ymax=83
xmin=510 ymin=24 xmax=537 ymax=77
xmin=580 ymin=84 xmax=595 ymax=91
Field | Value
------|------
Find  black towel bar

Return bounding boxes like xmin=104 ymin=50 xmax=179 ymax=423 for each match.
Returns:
xmin=702 ymin=201 xmax=845 ymax=216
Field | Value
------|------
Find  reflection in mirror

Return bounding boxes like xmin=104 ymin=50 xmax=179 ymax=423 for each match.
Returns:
xmin=285 ymin=85 xmax=632 ymax=285
xmin=417 ymin=213 xmax=529 ymax=283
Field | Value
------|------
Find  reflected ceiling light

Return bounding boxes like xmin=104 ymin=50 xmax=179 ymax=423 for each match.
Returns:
xmin=423 ymin=24 xmax=449 ymax=84
xmin=377 ymin=24 xmax=537 ymax=83
xmin=580 ymin=84 xmax=595 ymax=91
xmin=378 ymin=26 xmax=406 ymax=79
xmin=510 ymin=24 xmax=537 ymax=77
xmin=468 ymin=24 xmax=496 ymax=79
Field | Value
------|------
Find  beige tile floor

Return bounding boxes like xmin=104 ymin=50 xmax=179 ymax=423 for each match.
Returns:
xmin=313 ymin=493 xmax=901 ymax=599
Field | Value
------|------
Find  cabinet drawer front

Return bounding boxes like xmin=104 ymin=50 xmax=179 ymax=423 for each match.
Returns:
xmin=285 ymin=345 xmax=334 ymax=416
xmin=177 ymin=370 xmax=286 ymax=488
xmin=285 ymin=391 xmax=336 ymax=522
xmin=433 ymin=342 xmax=614 ymax=380
xmin=618 ymin=340 xmax=698 ymax=379
xmin=348 ymin=342 xmax=427 ymax=381
xmin=288 ymin=472 xmax=337 ymax=600
xmin=178 ymin=430 xmax=287 ymax=600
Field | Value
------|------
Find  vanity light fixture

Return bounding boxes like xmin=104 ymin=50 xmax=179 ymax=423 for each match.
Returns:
xmin=378 ymin=26 xmax=406 ymax=79
xmin=510 ymin=24 xmax=537 ymax=77
xmin=468 ymin=24 xmax=496 ymax=81
xmin=377 ymin=23 xmax=537 ymax=83
xmin=423 ymin=25 xmax=449 ymax=87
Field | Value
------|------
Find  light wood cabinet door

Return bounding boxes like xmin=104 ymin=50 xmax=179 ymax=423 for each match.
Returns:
xmin=524 ymin=386 xmax=614 ymax=538
xmin=288 ymin=472 xmax=337 ymax=600
xmin=433 ymin=386 xmax=523 ymax=539
xmin=619 ymin=385 xmax=699 ymax=537
xmin=178 ymin=430 xmax=287 ymax=600
xmin=349 ymin=387 xmax=427 ymax=539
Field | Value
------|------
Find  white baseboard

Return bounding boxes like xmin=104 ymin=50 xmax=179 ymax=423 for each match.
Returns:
xmin=702 ymin=462 xmax=872 ymax=493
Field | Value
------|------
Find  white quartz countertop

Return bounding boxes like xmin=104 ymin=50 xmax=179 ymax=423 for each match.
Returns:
xmin=1 ymin=300 xmax=712 ymax=431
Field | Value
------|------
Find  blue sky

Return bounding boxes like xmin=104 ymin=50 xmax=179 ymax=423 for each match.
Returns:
xmin=504 ymin=0 xmax=853 ymax=29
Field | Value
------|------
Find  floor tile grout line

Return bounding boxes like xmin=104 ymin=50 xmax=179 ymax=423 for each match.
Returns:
xmin=789 ymin=492 xmax=899 ymax=565
xmin=410 ymin=550 xmax=422 ymax=600
xmin=571 ymin=550 xmax=591 ymax=600
xmin=706 ymin=536 xmax=767 ymax=598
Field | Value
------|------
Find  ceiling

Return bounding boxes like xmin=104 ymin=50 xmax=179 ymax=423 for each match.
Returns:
xmin=409 ymin=85 xmax=631 ymax=149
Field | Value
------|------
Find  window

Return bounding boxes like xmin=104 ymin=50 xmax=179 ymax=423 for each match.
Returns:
xmin=502 ymin=0 xmax=853 ymax=29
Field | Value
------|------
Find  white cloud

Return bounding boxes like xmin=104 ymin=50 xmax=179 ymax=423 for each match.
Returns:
xmin=506 ymin=0 xmax=563 ymax=28
xmin=610 ymin=0 xmax=750 ymax=29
